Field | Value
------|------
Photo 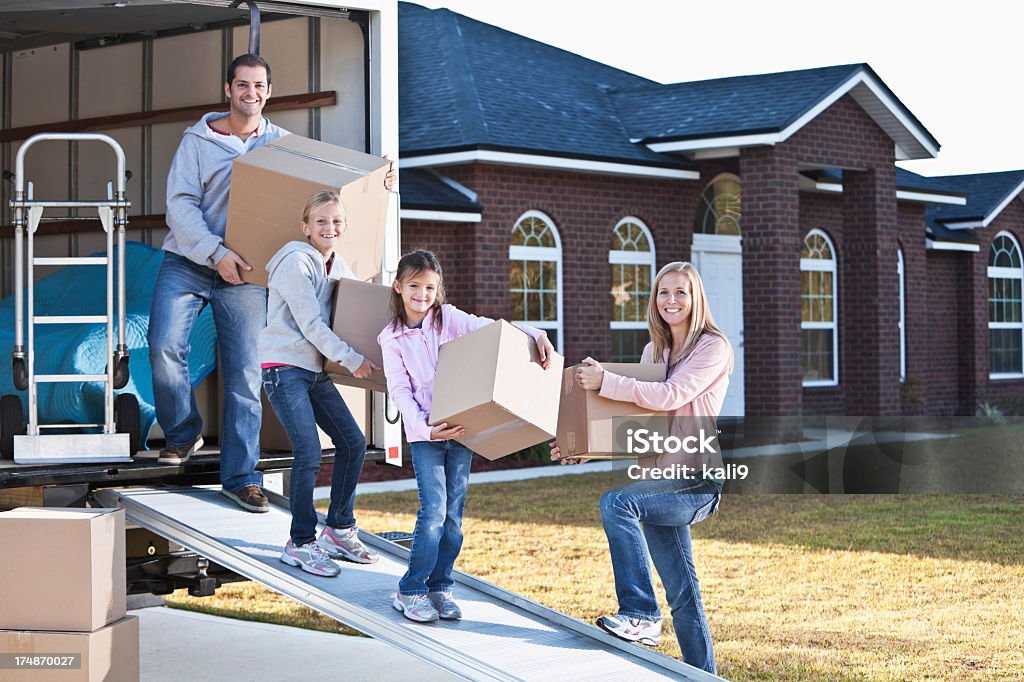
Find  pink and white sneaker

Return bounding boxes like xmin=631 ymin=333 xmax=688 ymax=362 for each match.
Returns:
xmin=317 ymin=526 xmax=379 ymax=564
xmin=279 ymin=539 xmax=340 ymax=577
xmin=596 ymin=614 xmax=662 ymax=646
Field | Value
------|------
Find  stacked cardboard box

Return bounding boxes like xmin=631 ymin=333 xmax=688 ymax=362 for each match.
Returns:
xmin=429 ymin=320 xmax=564 ymax=460
xmin=0 ymin=508 xmax=139 ymax=681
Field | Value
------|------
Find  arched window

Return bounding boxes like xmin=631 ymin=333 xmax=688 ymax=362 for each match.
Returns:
xmin=510 ymin=211 xmax=563 ymax=353
xmin=694 ymin=174 xmax=741 ymax=235
xmin=801 ymin=229 xmax=838 ymax=386
xmin=609 ymin=218 xmax=656 ymax=361
xmin=988 ymin=231 xmax=1023 ymax=378
xmin=898 ymin=247 xmax=906 ymax=383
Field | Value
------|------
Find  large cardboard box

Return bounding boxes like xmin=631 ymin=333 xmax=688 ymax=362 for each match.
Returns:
xmin=324 ymin=277 xmax=390 ymax=392
xmin=556 ymin=363 xmax=668 ymax=458
xmin=0 ymin=616 xmax=139 ymax=682
xmin=225 ymin=134 xmax=391 ymax=288
xmin=429 ymin=320 xmax=563 ymax=460
xmin=0 ymin=508 xmax=125 ymax=632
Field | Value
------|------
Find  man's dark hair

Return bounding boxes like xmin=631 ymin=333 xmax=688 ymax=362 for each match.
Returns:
xmin=226 ymin=53 xmax=271 ymax=85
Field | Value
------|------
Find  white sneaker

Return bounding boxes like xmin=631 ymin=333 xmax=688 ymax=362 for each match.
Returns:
xmin=317 ymin=526 xmax=379 ymax=564
xmin=596 ymin=614 xmax=662 ymax=646
xmin=392 ymin=593 xmax=439 ymax=622
xmin=428 ymin=591 xmax=462 ymax=620
xmin=279 ymin=539 xmax=340 ymax=577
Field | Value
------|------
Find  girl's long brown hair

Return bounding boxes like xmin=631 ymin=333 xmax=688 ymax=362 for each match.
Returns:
xmin=647 ymin=261 xmax=734 ymax=371
xmin=388 ymin=250 xmax=446 ymax=333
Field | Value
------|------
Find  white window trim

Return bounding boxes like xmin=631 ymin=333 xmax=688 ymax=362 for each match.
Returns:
xmin=983 ymin=229 xmax=1024 ymax=376
xmin=898 ymin=248 xmax=906 ymax=383
xmin=801 ymin=228 xmax=839 ymax=387
xmin=509 ymin=210 xmax=564 ymax=354
xmin=987 ymin=231 xmax=1023 ymax=380
xmin=609 ymin=218 xmax=656 ymax=358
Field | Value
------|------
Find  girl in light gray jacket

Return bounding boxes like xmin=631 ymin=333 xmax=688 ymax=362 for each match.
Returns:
xmin=259 ymin=189 xmax=381 ymax=577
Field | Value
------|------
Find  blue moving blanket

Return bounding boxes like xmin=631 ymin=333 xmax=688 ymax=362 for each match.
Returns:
xmin=0 ymin=242 xmax=216 ymax=447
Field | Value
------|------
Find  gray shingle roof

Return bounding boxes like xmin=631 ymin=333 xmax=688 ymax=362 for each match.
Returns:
xmin=398 ymin=2 xmax=691 ymax=168
xmin=925 ymin=170 xmax=1024 ymax=228
xmin=399 ymin=169 xmax=480 ymax=213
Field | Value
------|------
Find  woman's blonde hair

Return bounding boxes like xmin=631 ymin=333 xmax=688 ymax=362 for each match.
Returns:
xmin=646 ymin=261 xmax=734 ymax=371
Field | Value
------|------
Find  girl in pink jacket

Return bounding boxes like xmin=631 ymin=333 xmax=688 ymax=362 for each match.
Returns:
xmin=553 ymin=261 xmax=733 ymax=674
xmin=378 ymin=250 xmax=554 ymax=623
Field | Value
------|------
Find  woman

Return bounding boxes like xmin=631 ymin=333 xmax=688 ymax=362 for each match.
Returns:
xmin=553 ymin=261 xmax=733 ymax=674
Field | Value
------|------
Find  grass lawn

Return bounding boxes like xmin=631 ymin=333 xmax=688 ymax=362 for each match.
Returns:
xmin=168 ymin=470 xmax=1024 ymax=681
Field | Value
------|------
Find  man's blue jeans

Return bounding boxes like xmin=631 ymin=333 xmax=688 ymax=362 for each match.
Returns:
xmin=262 ymin=366 xmax=367 ymax=546
xmin=148 ymin=252 xmax=265 ymax=492
xmin=600 ymin=477 xmax=722 ymax=674
xmin=399 ymin=439 xmax=473 ymax=596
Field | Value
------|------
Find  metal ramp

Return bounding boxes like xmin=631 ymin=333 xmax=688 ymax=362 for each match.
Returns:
xmin=96 ymin=486 xmax=722 ymax=681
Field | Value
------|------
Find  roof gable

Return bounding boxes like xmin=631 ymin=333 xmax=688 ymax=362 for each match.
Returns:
xmin=926 ymin=170 xmax=1024 ymax=229
xmin=614 ymin=64 xmax=938 ymax=159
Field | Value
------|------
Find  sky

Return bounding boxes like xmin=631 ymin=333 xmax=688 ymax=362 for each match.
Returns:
xmin=413 ymin=0 xmax=1023 ymax=178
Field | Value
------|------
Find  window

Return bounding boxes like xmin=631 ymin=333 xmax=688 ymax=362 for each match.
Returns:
xmin=801 ymin=229 xmax=838 ymax=386
xmin=695 ymin=174 xmax=741 ymax=235
xmin=988 ymin=231 xmax=1023 ymax=378
xmin=898 ymin=248 xmax=906 ymax=382
xmin=609 ymin=218 xmax=655 ymax=361
xmin=510 ymin=211 xmax=563 ymax=352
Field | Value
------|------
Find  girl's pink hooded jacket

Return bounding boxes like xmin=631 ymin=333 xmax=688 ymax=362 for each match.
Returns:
xmin=599 ymin=333 xmax=732 ymax=469
xmin=377 ymin=304 xmax=543 ymax=444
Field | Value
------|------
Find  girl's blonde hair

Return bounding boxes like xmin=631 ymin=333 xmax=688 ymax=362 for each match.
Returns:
xmin=647 ymin=261 xmax=734 ymax=371
xmin=388 ymin=250 xmax=446 ymax=332
xmin=301 ymin=190 xmax=345 ymax=226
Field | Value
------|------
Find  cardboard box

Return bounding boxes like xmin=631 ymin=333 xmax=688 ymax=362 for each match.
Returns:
xmin=0 ymin=616 xmax=139 ymax=682
xmin=556 ymin=363 xmax=668 ymax=458
xmin=429 ymin=320 xmax=563 ymax=460
xmin=324 ymin=277 xmax=390 ymax=392
xmin=225 ymin=134 xmax=391 ymax=287
xmin=0 ymin=508 xmax=125 ymax=632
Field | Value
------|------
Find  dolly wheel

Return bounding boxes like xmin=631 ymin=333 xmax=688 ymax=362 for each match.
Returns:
xmin=112 ymin=355 xmax=130 ymax=390
xmin=12 ymin=356 xmax=27 ymax=391
xmin=0 ymin=395 xmax=25 ymax=459
xmin=114 ymin=393 xmax=141 ymax=457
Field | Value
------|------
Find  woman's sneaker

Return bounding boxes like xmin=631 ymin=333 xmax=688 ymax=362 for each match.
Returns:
xmin=596 ymin=614 xmax=662 ymax=646
xmin=427 ymin=591 xmax=462 ymax=620
xmin=317 ymin=526 xmax=379 ymax=564
xmin=279 ymin=539 xmax=340 ymax=577
xmin=392 ymin=593 xmax=439 ymax=622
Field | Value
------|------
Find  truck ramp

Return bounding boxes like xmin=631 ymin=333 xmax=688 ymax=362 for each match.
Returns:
xmin=97 ymin=486 xmax=722 ymax=681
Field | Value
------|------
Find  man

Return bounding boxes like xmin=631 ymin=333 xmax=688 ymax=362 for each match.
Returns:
xmin=148 ymin=54 xmax=283 ymax=512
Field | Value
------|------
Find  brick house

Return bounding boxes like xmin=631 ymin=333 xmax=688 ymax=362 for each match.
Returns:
xmin=395 ymin=2 xmax=1023 ymax=417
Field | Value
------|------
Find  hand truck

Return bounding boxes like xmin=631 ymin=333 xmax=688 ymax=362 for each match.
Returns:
xmin=1 ymin=133 xmax=140 ymax=463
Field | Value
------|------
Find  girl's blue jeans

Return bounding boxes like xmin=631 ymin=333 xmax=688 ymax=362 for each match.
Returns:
xmin=600 ymin=476 xmax=722 ymax=674
xmin=262 ymin=366 xmax=366 ymax=546
xmin=399 ymin=439 xmax=474 ymax=596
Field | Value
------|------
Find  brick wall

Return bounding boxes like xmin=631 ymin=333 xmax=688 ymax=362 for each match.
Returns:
xmin=972 ymin=204 xmax=1024 ymax=413
xmin=404 ymin=163 xmax=700 ymax=364
xmin=923 ymin=251 xmax=960 ymax=414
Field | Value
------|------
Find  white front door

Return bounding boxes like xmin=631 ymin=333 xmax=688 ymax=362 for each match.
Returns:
xmin=691 ymin=234 xmax=745 ymax=416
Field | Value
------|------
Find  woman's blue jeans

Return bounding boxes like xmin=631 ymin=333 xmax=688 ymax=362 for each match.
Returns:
xmin=262 ymin=366 xmax=366 ymax=546
xmin=399 ymin=439 xmax=474 ymax=596
xmin=600 ymin=477 xmax=722 ymax=674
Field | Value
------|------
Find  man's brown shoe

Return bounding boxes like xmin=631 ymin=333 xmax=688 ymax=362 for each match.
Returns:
xmin=157 ymin=436 xmax=204 ymax=465
xmin=222 ymin=485 xmax=270 ymax=513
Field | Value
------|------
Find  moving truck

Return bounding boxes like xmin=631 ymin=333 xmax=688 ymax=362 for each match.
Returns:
xmin=0 ymin=0 xmax=401 ymax=596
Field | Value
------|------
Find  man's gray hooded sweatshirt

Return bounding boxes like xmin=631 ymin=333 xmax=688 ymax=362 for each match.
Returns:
xmin=259 ymin=241 xmax=364 ymax=373
xmin=164 ymin=112 xmax=287 ymax=267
